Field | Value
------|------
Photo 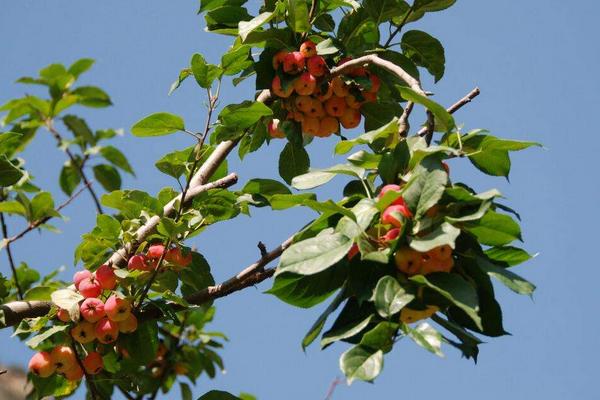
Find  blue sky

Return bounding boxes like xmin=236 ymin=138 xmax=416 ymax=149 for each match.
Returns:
xmin=1 ymin=1 xmax=598 ymax=399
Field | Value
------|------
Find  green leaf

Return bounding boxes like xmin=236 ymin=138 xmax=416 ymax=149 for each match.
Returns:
xmin=373 ymin=276 xmax=414 ymax=318
xmin=120 ymin=320 xmax=159 ymax=365
xmin=242 ymin=178 xmax=291 ymax=196
xmin=409 ymin=222 xmax=460 ymax=252
xmin=277 ymin=231 xmax=353 ymax=276
xmin=484 ymin=246 xmax=533 ymax=266
xmin=314 ymin=14 xmax=336 ymax=32
xmin=286 ymin=0 xmax=310 ymax=32
xmin=197 ymin=391 xmax=241 ymax=400
xmin=59 ymin=161 xmax=82 ymax=195
xmin=401 ymin=30 xmax=445 ymax=82
xmin=267 ymin=265 xmax=347 ymax=308
xmin=302 ymin=289 xmax=346 ymax=349
xmin=360 ymin=321 xmax=398 ymax=353
xmin=411 ymin=273 xmax=481 ymax=329
xmin=24 ymin=285 xmax=55 ymax=301
xmin=476 ymin=256 xmax=535 ymax=295
xmin=398 ymin=86 xmax=455 ymax=132
xmin=0 ymin=155 xmax=23 ymax=186
xmin=221 ymin=44 xmax=253 ymax=76
xmin=93 ymin=164 xmax=122 ymax=192
xmin=100 ymin=145 xmax=134 ymax=175
xmin=338 ymin=9 xmax=380 ymax=55
xmin=169 ymin=68 xmax=192 ymax=95
xmin=364 ymin=0 xmax=409 ymax=23
xmin=291 ymin=164 xmax=364 ymax=190
xmin=180 ymin=253 xmax=215 ymax=297
xmin=402 ymin=0 xmax=457 ymax=23
xmin=205 ymin=5 xmax=252 ymax=34
xmin=465 ymin=135 xmax=541 ymax=177
xmin=131 ymin=112 xmax=185 ymax=137
xmin=199 ymin=0 xmax=247 ymax=13
xmin=239 ymin=11 xmax=274 ymax=41
xmin=29 ymin=373 xmax=79 ymax=399
xmin=279 ymin=142 xmax=310 ymax=184
xmin=26 ymin=325 xmax=69 ymax=349
xmin=269 ymin=195 xmax=356 ymax=220
xmin=405 ymin=322 xmax=443 ymax=356
xmin=0 ymin=131 xmax=23 ymax=157
xmin=71 ymin=86 xmax=112 ymax=108
xmin=321 ymin=314 xmax=374 ymax=348
xmin=315 ymin=38 xmax=339 ymax=54
xmin=155 ymin=146 xmax=194 ymax=179
xmin=191 ymin=53 xmax=222 ymax=89
xmin=68 ymin=58 xmax=95 ymax=78
xmin=0 ymin=200 xmax=27 ymax=216
xmin=340 ymin=345 xmax=383 ymax=383
xmin=30 ymin=191 xmax=57 ymax=221
xmin=335 ymin=118 xmax=399 ymax=155
xmin=181 ymin=383 xmax=193 ymax=400
xmin=464 ymin=210 xmax=522 ymax=246
xmin=415 ymin=169 xmax=448 ymax=218
xmin=360 ymin=101 xmax=404 ymax=132
xmin=219 ymin=100 xmax=272 ymax=129
xmin=347 ymin=150 xmax=381 ymax=169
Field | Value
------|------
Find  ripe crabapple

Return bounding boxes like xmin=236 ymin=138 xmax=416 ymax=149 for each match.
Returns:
xmin=316 ymin=82 xmax=333 ymax=102
xmin=324 ymin=96 xmax=347 ymax=117
xmin=400 ymin=306 xmax=439 ymax=323
xmin=268 ymin=119 xmax=285 ymax=139
xmin=295 ymin=95 xmax=313 ymax=113
xmin=339 ymin=108 xmax=361 ymax=129
xmin=299 ymin=40 xmax=317 ymax=58
xmin=147 ymin=244 xmax=165 ymax=260
xmin=331 ymin=76 xmax=349 ymax=97
xmin=345 ymin=94 xmax=362 ymax=109
xmin=272 ymin=50 xmax=289 ymax=70
xmin=56 ymin=308 xmax=71 ymax=322
xmin=78 ymin=276 xmax=102 ymax=298
xmin=63 ymin=364 xmax=84 ymax=381
xmin=381 ymin=228 xmax=401 ymax=243
xmin=307 ymin=55 xmax=327 ymax=77
xmin=73 ymin=270 xmax=91 ymax=290
xmin=71 ymin=321 xmax=96 ymax=344
xmin=104 ymin=295 xmax=132 ymax=322
xmin=347 ymin=243 xmax=360 ymax=260
xmin=95 ymin=317 xmax=119 ymax=344
xmin=362 ymin=91 xmax=377 ymax=103
xmin=318 ymin=117 xmax=339 ymax=137
xmin=381 ymin=204 xmax=413 ymax=228
xmin=293 ymin=72 xmax=317 ymax=96
xmin=442 ymin=161 xmax=450 ymax=174
xmin=305 ymin=99 xmax=325 ymax=119
xmin=83 ymin=352 xmax=104 ymax=375
xmin=394 ymin=247 xmax=422 ymax=275
xmin=28 ymin=351 xmax=55 ymax=377
xmin=426 ymin=245 xmax=453 ymax=261
xmin=95 ymin=264 xmax=116 ymax=290
xmin=118 ymin=313 xmax=138 ymax=333
xmin=283 ymin=51 xmax=305 ymax=74
xmin=80 ymin=298 xmax=106 ymax=323
xmin=128 ymin=254 xmax=150 ymax=271
xmin=165 ymin=247 xmax=192 ymax=269
xmin=50 ymin=345 xmax=77 ymax=373
xmin=301 ymin=117 xmax=320 ymax=136
xmin=271 ymin=76 xmax=294 ymax=98
xmin=379 ymin=184 xmax=402 ymax=198
xmin=367 ymin=73 xmax=381 ymax=93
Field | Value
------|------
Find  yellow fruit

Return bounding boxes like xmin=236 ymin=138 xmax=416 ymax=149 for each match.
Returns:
xmin=394 ymin=247 xmax=422 ymax=276
xmin=317 ymin=117 xmax=339 ymax=137
xmin=426 ymin=245 xmax=453 ymax=261
xmin=400 ymin=306 xmax=439 ymax=323
xmin=331 ymin=76 xmax=349 ymax=97
xmin=301 ymin=117 xmax=320 ymax=136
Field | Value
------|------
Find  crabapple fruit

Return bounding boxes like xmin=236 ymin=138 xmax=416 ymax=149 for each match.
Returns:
xmin=293 ymin=72 xmax=317 ymax=96
xmin=268 ymin=119 xmax=285 ymax=139
xmin=271 ymin=76 xmax=294 ymax=98
xmin=324 ymin=96 xmax=346 ymax=117
xmin=299 ymin=40 xmax=317 ymax=58
xmin=73 ymin=270 xmax=91 ymax=290
xmin=381 ymin=204 xmax=413 ymax=228
xmin=78 ymin=276 xmax=102 ymax=298
xmin=394 ymin=247 xmax=422 ymax=275
xmin=118 ymin=313 xmax=138 ymax=333
xmin=301 ymin=117 xmax=320 ymax=136
xmin=80 ymin=298 xmax=106 ymax=323
xmin=57 ymin=308 xmax=71 ymax=322
xmin=63 ymin=364 xmax=84 ymax=381
xmin=95 ymin=264 xmax=116 ymax=290
xmin=339 ymin=108 xmax=361 ymax=129
xmin=307 ymin=56 xmax=327 ymax=77
xmin=50 ymin=345 xmax=77 ymax=373
xmin=83 ymin=352 xmax=104 ymax=375
xmin=147 ymin=244 xmax=165 ymax=260
xmin=28 ymin=351 xmax=55 ymax=378
xmin=283 ymin=51 xmax=305 ymax=74
xmin=95 ymin=317 xmax=119 ymax=344
xmin=104 ymin=295 xmax=132 ymax=322
xmin=71 ymin=321 xmax=96 ymax=344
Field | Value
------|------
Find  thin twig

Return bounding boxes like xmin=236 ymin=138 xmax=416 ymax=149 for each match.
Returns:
xmin=0 ymin=209 xmax=23 ymax=299
xmin=398 ymin=101 xmax=414 ymax=138
xmin=324 ymin=377 xmax=344 ymax=400
xmin=3 ymin=181 xmax=91 ymax=247
xmin=425 ymin=110 xmax=435 ymax=145
xmin=70 ymin=339 xmax=99 ymax=400
xmin=257 ymin=241 xmax=268 ymax=258
xmin=117 ymin=385 xmax=136 ymax=400
xmin=45 ymin=119 xmax=104 ymax=214
xmin=383 ymin=6 xmax=414 ymax=48
xmin=417 ymin=87 xmax=481 ymax=137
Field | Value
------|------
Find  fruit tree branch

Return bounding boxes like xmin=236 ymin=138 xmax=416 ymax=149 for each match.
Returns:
xmin=45 ymin=119 xmax=104 ymax=214
xmin=0 ymin=209 xmax=23 ymax=300
xmin=417 ymin=87 xmax=481 ymax=137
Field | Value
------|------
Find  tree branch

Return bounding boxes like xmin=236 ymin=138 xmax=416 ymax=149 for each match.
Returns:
xmin=417 ymin=87 xmax=481 ymax=137
xmin=45 ymin=120 xmax=104 ymax=214
xmin=2 ymin=181 xmax=90 ymax=248
xmin=0 ymin=210 xmax=23 ymax=299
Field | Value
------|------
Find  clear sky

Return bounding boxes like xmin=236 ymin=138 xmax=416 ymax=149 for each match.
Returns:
xmin=1 ymin=1 xmax=598 ymax=399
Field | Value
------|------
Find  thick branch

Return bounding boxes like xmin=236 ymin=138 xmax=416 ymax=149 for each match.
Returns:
xmin=45 ymin=120 xmax=104 ymax=214
xmin=417 ymin=87 xmax=481 ymax=137
xmin=2 ymin=182 xmax=90 ymax=247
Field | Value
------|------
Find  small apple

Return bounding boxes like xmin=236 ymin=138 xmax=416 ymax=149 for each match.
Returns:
xmin=80 ymin=297 xmax=106 ymax=323
xmin=50 ymin=345 xmax=77 ymax=373
xmin=73 ymin=270 xmax=91 ymax=290
xmin=394 ymin=247 xmax=422 ymax=275
xmin=324 ymin=96 xmax=346 ymax=117
xmin=271 ymin=76 xmax=294 ymax=98
xmin=306 ymin=56 xmax=327 ymax=77
xmin=283 ymin=51 xmax=305 ymax=74
xmin=293 ymin=72 xmax=317 ymax=96
xmin=28 ymin=352 xmax=55 ymax=378
xmin=83 ymin=352 xmax=104 ymax=375
xmin=95 ymin=264 xmax=116 ymax=290
xmin=71 ymin=321 xmax=96 ymax=344
xmin=95 ymin=317 xmax=119 ymax=344
xmin=78 ymin=276 xmax=102 ymax=298
xmin=299 ymin=40 xmax=317 ymax=58
xmin=339 ymin=107 xmax=361 ymax=129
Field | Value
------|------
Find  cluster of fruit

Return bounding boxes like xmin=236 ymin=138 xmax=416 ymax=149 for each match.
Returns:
xmin=348 ymin=180 xmax=455 ymax=324
xmin=127 ymin=244 xmax=192 ymax=272
xmin=28 ymin=264 xmax=132 ymax=381
xmin=28 ymin=244 xmax=192 ymax=381
xmin=268 ymin=40 xmax=380 ymax=138
xmin=147 ymin=342 xmax=187 ymax=378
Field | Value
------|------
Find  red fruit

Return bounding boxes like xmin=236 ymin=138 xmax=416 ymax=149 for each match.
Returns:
xmin=381 ymin=204 xmax=413 ymax=228
xmin=367 ymin=73 xmax=381 ymax=93
xmin=147 ymin=244 xmax=165 ymax=260
xmin=347 ymin=243 xmax=360 ymax=260
xmin=118 ymin=313 xmax=138 ymax=333
xmin=301 ymin=117 xmax=320 ymax=136
xmin=272 ymin=50 xmax=289 ymax=70
xmin=293 ymin=72 xmax=317 ymax=96
xmin=339 ymin=107 xmax=361 ymax=129
xmin=95 ymin=264 xmax=116 ymax=290
xmin=63 ymin=364 xmax=84 ymax=381
xmin=306 ymin=56 xmax=327 ymax=77
xmin=381 ymin=228 xmax=401 ymax=243
xmin=78 ymin=276 xmax=102 ymax=298
xmin=318 ymin=117 xmax=339 ymax=137
xmin=283 ymin=51 xmax=305 ymax=74
xmin=71 ymin=321 xmax=96 ymax=344
xmin=305 ymin=99 xmax=325 ymax=119
xmin=50 ymin=345 xmax=77 ymax=373
xmin=80 ymin=298 xmax=106 ymax=323
xmin=73 ymin=270 xmax=91 ymax=290
xmin=128 ymin=254 xmax=150 ymax=271
xmin=271 ymin=76 xmax=294 ymax=98
xmin=442 ymin=161 xmax=450 ymax=174
xmin=57 ymin=308 xmax=70 ymax=322
xmin=315 ymin=82 xmax=333 ymax=102
xmin=331 ymin=77 xmax=349 ymax=97
xmin=104 ymin=295 xmax=132 ymax=322
xmin=95 ymin=317 xmax=119 ymax=344
xmin=83 ymin=352 xmax=104 ymax=375
xmin=362 ymin=91 xmax=377 ymax=103
xmin=28 ymin=352 xmax=55 ymax=378
xmin=165 ymin=247 xmax=192 ymax=268
xmin=324 ymin=96 xmax=347 ymax=117
xmin=299 ymin=40 xmax=317 ymax=58
xmin=268 ymin=119 xmax=285 ymax=139
xmin=378 ymin=185 xmax=409 ymax=207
